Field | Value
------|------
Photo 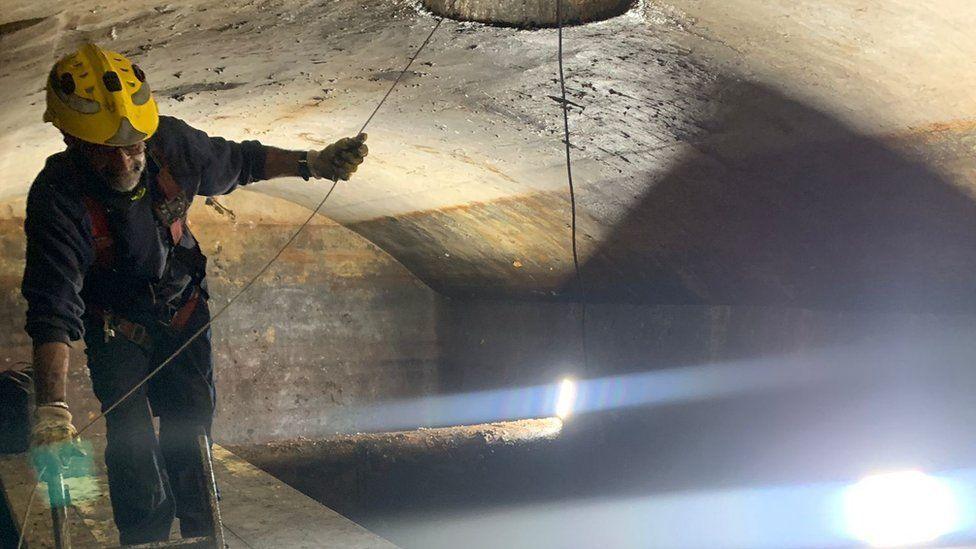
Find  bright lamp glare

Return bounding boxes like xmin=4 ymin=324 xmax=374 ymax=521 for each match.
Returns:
xmin=843 ymin=470 xmax=959 ymax=547
xmin=555 ymin=378 xmax=577 ymax=419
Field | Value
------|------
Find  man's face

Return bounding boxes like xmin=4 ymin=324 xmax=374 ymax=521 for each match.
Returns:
xmin=71 ymin=139 xmax=146 ymax=192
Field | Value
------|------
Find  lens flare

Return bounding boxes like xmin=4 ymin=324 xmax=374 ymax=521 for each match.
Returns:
xmin=555 ymin=378 xmax=577 ymax=419
xmin=843 ymin=470 xmax=959 ymax=547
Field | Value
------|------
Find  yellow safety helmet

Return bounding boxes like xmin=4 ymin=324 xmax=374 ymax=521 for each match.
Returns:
xmin=44 ymin=43 xmax=159 ymax=146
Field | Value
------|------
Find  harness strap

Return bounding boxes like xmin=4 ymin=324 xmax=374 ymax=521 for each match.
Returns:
xmin=102 ymin=312 xmax=152 ymax=349
xmin=98 ymin=287 xmax=203 ymax=349
xmin=81 ymin=195 xmax=114 ymax=268
xmin=148 ymin=148 xmax=190 ymax=245
xmin=157 ymin=167 xmax=187 ymax=244
xmin=81 ymin=148 xmax=193 ymax=266
xmin=169 ymin=287 xmax=202 ymax=331
xmin=82 ymin=148 xmax=204 ymax=344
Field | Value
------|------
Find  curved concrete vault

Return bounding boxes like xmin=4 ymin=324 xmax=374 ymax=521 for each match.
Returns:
xmin=1 ymin=0 xmax=975 ymax=314
xmin=4 ymin=5 xmax=976 ymax=545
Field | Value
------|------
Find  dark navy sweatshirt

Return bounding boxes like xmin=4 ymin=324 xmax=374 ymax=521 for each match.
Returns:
xmin=22 ymin=116 xmax=268 ymax=345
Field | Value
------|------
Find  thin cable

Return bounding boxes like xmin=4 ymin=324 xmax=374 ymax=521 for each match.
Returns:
xmin=26 ymin=179 xmax=336 ymax=529
xmin=16 ymin=468 xmax=44 ymax=549
xmin=17 ymin=16 xmax=443 ymax=537
xmin=556 ymin=0 xmax=588 ymax=371
xmin=76 ymin=181 xmax=338 ymax=437
xmin=358 ymin=18 xmax=442 ymax=135
xmin=17 ymin=13 xmax=443 ymax=536
xmin=76 ymin=16 xmax=443 ymax=438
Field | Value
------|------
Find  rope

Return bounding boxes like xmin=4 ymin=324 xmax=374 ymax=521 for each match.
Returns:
xmin=16 ymin=467 xmax=44 ymax=549
xmin=556 ymin=0 xmax=589 ymax=371
xmin=76 ymin=180 xmax=338 ymax=437
xmin=19 ymin=16 xmax=443 ymax=545
xmin=358 ymin=18 xmax=443 ymax=136
xmin=76 ymin=16 xmax=442 ymax=437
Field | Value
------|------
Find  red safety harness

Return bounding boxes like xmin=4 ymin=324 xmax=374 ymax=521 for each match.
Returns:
xmin=82 ymin=150 xmax=202 ymax=347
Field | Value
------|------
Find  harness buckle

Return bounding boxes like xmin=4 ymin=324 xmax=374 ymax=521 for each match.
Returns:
xmin=103 ymin=315 xmax=117 ymax=343
xmin=128 ymin=323 xmax=150 ymax=347
xmin=153 ymin=192 xmax=191 ymax=226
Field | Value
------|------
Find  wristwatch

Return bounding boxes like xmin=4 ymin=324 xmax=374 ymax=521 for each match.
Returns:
xmin=297 ymin=153 xmax=312 ymax=181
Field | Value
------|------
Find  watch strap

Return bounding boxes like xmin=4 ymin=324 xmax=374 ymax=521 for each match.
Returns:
xmin=297 ymin=152 xmax=312 ymax=181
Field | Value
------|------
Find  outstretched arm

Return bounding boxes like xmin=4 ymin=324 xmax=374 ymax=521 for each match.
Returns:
xmin=262 ymin=134 xmax=369 ymax=182
xmin=161 ymin=116 xmax=368 ymax=194
xmin=262 ymin=147 xmax=306 ymax=179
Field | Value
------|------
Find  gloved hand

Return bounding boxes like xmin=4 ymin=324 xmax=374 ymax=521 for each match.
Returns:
xmin=308 ymin=133 xmax=368 ymax=181
xmin=30 ymin=404 xmax=80 ymax=481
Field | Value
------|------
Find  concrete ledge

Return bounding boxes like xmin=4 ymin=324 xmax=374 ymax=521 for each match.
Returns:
xmin=229 ymin=419 xmax=566 ymax=526
xmin=0 ymin=436 xmax=397 ymax=548
xmin=421 ymin=0 xmax=635 ymax=27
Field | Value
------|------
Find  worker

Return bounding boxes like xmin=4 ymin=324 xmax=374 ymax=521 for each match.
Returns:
xmin=23 ymin=43 xmax=369 ymax=544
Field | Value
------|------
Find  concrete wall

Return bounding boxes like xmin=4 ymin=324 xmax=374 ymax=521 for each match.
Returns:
xmin=0 ymin=190 xmax=442 ymax=444
xmin=439 ymin=296 xmax=976 ymax=392
xmin=438 ymin=297 xmax=976 ymax=480
xmin=348 ymin=79 xmax=976 ymax=311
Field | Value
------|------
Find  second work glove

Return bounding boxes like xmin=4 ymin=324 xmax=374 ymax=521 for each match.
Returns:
xmin=308 ymin=133 xmax=369 ymax=181
xmin=29 ymin=404 xmax=81 ymax=482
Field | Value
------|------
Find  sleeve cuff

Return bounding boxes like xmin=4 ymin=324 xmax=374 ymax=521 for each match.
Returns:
xmin=241 ymin=140 xmax=268 ymax=183
xmin=27 ymin=325 xmax=72 ymax=346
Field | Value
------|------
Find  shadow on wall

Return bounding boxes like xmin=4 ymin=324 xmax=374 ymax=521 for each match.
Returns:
xmin=439 ymin=78 xmax=976 ymax=394
xmin=567 ymin=78 xmax=976 ymax=312
xmin=420 ymin=81 xmax=976 ymax=515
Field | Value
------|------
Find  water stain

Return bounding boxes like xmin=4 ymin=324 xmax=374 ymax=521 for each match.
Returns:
xmin=369 ymin=69 xmax=424 ymax=82
xmin=0 ymin=17 xmax=47 ymax=37
xmin=157 ymin=81 xmax=244 ymax=101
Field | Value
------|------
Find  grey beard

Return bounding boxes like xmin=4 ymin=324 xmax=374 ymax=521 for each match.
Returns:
xmin=106 ymin=166 xmax=144 ymax=193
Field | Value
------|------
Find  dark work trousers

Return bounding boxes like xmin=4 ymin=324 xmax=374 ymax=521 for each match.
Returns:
xmin=83 ymin=298 xmax=215 ymax=545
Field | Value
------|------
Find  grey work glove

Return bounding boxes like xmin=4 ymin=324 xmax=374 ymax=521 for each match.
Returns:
xmin=29 ymin=404 xmax=82 ymax=482
xmin=308 ymin=133 xmax=369 ymax=181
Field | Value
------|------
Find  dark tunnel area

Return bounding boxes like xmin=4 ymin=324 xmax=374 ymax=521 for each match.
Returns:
xmin=567 ymin=79 xmax=976 ymax=312
xmin=230 ymin=82 xmax=976 ymax=547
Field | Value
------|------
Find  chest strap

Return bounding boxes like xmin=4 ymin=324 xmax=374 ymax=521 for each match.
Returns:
xmin=151 ymin=155 xmax=191 ymax=245
xmin=82 ymin=149 xmax=192 ymax=269
xmin=82 ymin=195 xmax=114 ymax=269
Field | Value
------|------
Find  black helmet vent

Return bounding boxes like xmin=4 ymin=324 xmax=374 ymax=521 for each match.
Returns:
xmin=59 ymin=72 xmax=75 ymax=94
xmin=103 ymin=71 xmax=123 ymax=92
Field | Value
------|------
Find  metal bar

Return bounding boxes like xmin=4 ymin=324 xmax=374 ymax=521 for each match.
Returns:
xmin=47 ymin=472 xmax=71 ymax=549
xmin=197 ymin=432 xmax=224 ymax=549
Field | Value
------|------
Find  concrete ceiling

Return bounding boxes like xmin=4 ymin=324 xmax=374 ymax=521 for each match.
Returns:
xmin=2 ymin=0 xmax=975 ymax=309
